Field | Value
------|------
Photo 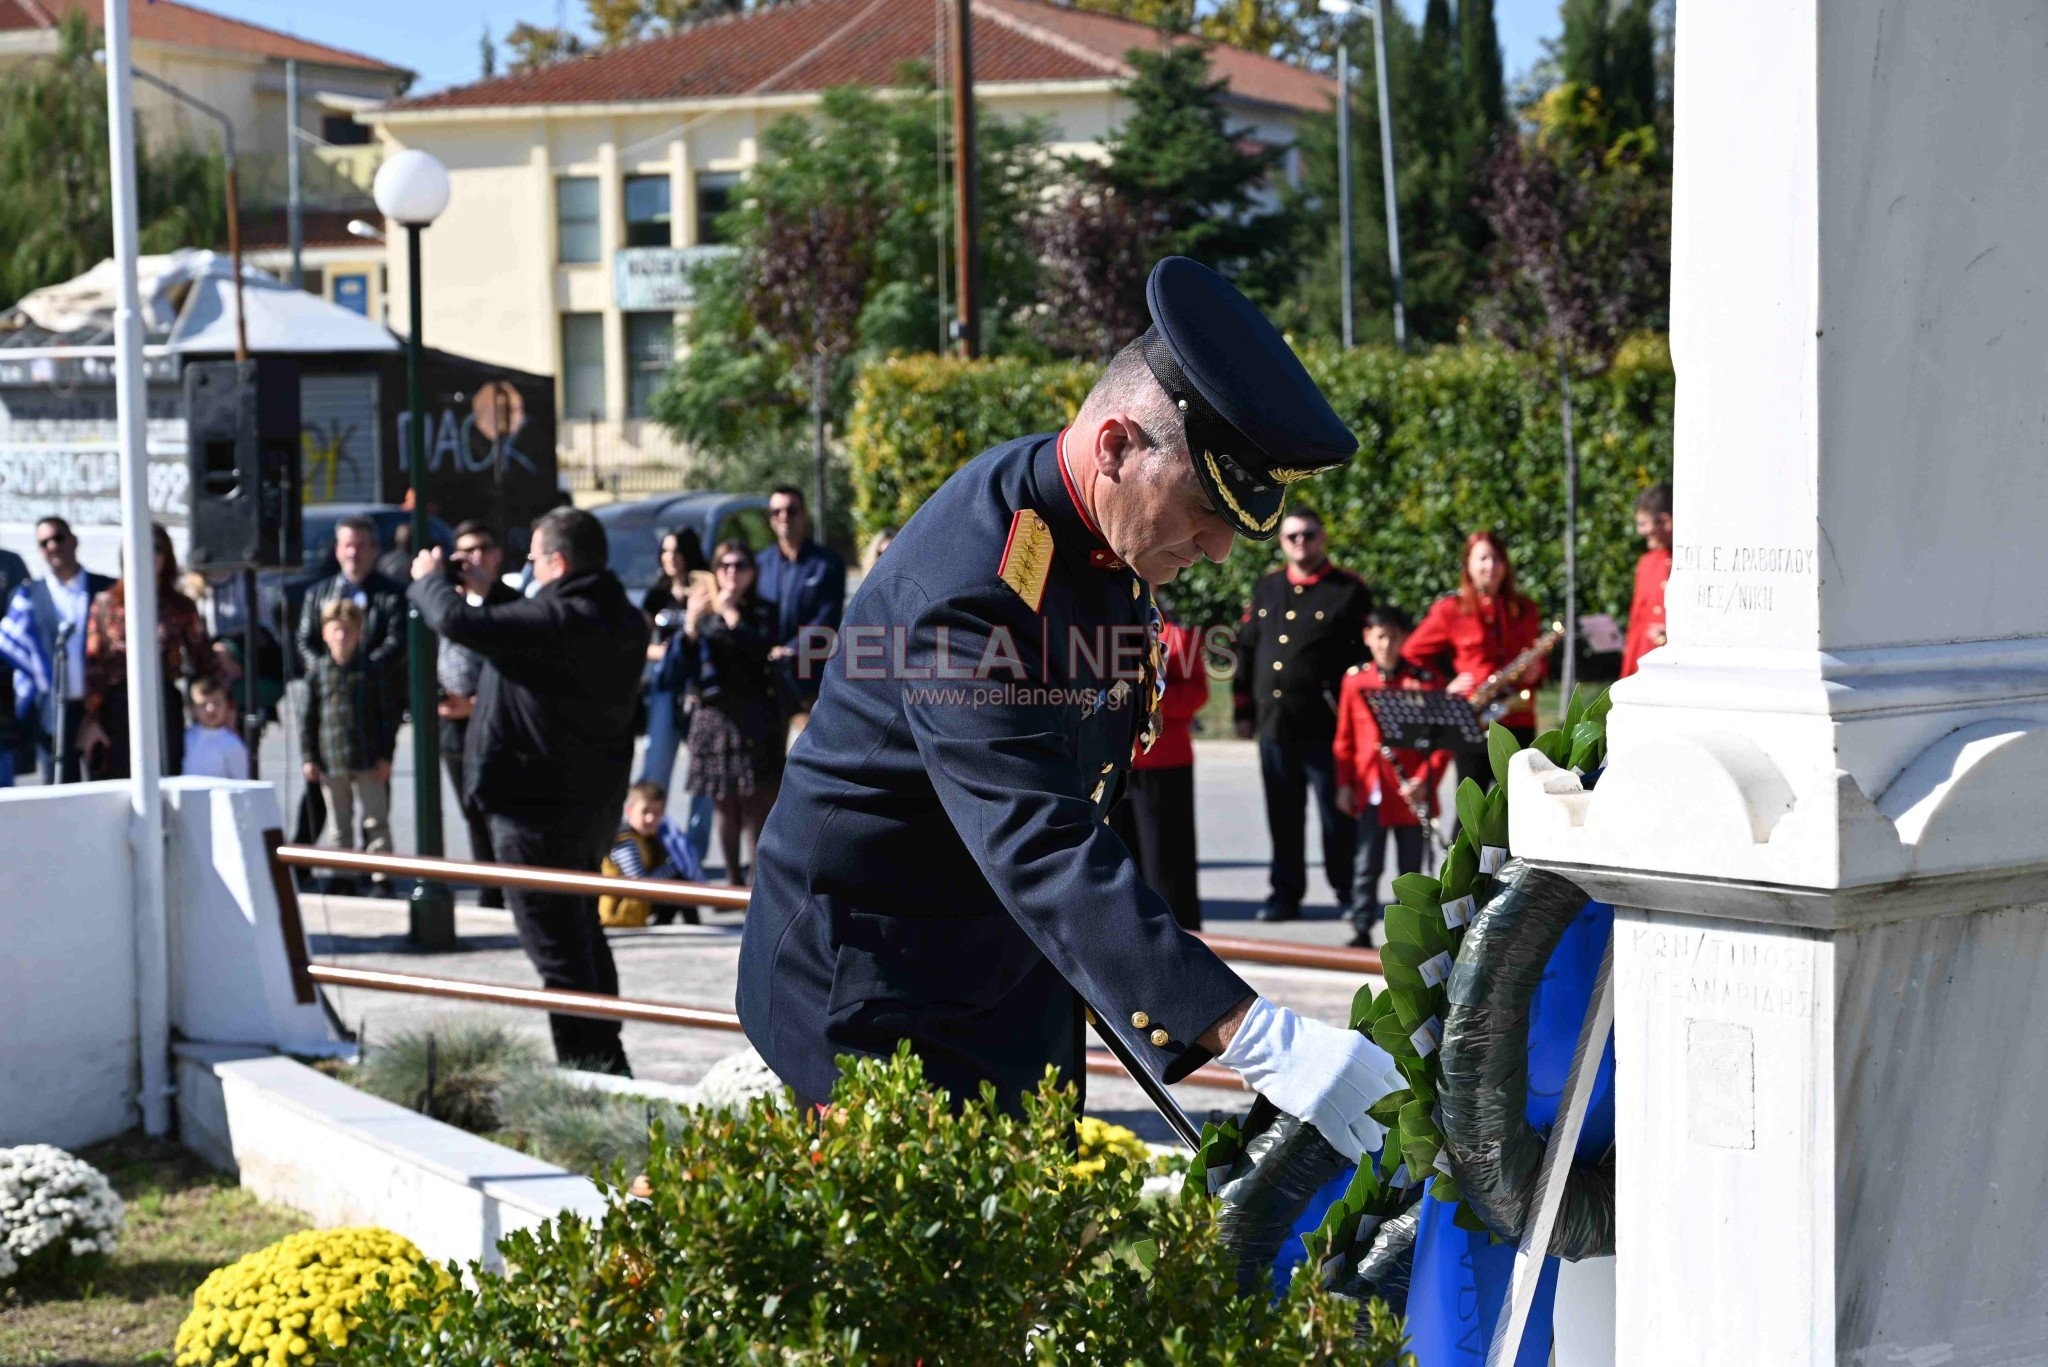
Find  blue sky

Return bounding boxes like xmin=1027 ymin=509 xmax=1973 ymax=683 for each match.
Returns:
xmin=202 ymin=0 xmax=1563 ymax=96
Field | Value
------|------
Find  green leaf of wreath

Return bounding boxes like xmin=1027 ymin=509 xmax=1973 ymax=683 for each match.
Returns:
xmin=1349 ymin=982 xmax=1376 ymax=1031
xmin=1487 ymin=722 xmax=1521 ymax=787
xmin=1438 ymin=839 xmax=1478 ymax=901
xmin=1455 ymin=778 xmax=1488 ymax=839
xmin=1391 ymin=873 xmax=1443 ymax=909
xmin=1532 ymin=726 xmax=1572 ymax=767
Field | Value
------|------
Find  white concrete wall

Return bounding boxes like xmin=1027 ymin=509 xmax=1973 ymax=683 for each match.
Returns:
xmin=0 ymin=778 xmax=338 ymax=1150
xmin=0 ymin=782 xmax=138 ymax=1149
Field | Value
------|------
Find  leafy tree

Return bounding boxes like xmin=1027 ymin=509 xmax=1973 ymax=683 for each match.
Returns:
xmin=1476 ymin=120 xmax=1669 ymax=699
xmin=1271 ymin=0 xmax=1507 ymax=346
xmin=1028 ymin=44 xmax=1283 ymax=356
xmin=478 ymin=23 xmax=497 ymax=80
xmin=0 ymin=11 xmax=227 ymax=307
xmin=502 ymin=23 xmax=584 ymax=74
xmin=649 ymin=79 xmax=1051 ymax=544
xmin=1554 ymin=0 xmax=1660 ymax=148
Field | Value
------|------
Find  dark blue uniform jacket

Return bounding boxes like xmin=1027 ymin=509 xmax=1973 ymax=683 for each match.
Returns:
xmin=738 ymin=433 xmax=1252 ymax=1110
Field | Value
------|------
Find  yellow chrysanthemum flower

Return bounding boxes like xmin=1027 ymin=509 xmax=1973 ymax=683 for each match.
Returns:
xmin=174 ymin=1227 xmax=430 ymax=1366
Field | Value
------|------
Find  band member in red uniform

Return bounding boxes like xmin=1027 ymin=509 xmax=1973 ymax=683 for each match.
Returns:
xmin=1621 ymin=483 xmax=1672 ymax=677
xmin=1334 ymin=605 xmax=1452 ymax=946
xmin=1109 ymin=606 xmax=1209 ymax=930
xmin=1403 ymin=530 xmax=1546 ymax=794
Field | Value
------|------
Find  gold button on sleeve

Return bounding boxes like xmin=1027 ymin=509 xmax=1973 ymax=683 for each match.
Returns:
xmin=1149 ymin=1028 xmax=1170 ymax=1047
xmin=1130 ymin=1011 xmax=1150 ymax=1029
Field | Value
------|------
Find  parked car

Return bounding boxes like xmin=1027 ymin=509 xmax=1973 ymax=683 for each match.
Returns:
xmin=589 ymin=492 xmax=773 ymax=604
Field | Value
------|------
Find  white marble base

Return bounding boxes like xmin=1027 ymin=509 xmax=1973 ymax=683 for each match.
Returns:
xmin=1609 ymin=897 xmax=2048 ymax=1364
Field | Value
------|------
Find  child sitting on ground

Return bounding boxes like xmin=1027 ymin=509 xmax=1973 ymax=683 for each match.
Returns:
xmin=600 ymin=780 xmax=707 ymax=927
xmin=182 ymin=676 xmax=250 ymax=779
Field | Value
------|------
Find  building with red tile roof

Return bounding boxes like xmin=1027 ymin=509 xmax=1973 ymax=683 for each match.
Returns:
xmin=358 ymin=0 xmax=1335 ymax=464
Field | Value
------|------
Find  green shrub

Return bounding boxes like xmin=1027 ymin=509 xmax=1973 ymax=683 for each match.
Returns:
xmin=846 ymin=353 xmax=1094 ymax=538
xmin=494 ymin=1070 xmax=688 ymax=1177
xmin=345 ymin=1046 xmax=1411 ymax=1365
xmin=351 ymin=1018 xmax=543 ymax=1135
xmin=845 ymin=338 xmax=1674 ymax=629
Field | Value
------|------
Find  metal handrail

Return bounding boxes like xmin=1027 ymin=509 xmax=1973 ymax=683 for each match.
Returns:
xmin=304 ymin=962 xmax=1246 ymax=1090
xmin=272 ymin=844 xmax=1382 ymax=975
xmin=273 ymin=842 xmax=1388 ymax=1099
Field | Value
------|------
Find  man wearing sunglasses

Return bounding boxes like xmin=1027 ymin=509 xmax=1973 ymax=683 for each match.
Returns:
xmin=1232 ymin=508 xmax=1373 ymax=925
xmin=739 ymin=258 xmax=1406 ymax=1166
xmin=13 ymin=519 xmax=115 ymax=784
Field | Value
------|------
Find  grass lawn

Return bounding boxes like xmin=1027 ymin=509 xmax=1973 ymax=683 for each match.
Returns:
xmin=0 ymin=1134 xmax=305 ymax=1366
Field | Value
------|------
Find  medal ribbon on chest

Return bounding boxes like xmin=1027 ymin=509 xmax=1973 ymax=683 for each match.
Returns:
xmin=1139 ymin=589 xmax=1165 ymax=753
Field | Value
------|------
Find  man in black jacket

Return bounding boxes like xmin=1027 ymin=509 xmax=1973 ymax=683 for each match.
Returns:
xmin=409 ymin=507 xmax=649 ymax=1074
xmin=1232 ymin=509 xmax=1373 ymax=923
xmin=435 ymin=520 xmax=519 ymax=906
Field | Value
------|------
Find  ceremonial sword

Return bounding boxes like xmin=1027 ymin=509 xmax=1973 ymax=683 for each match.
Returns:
xmin=1083 ymin=1004 xmax=1205 ymax=1150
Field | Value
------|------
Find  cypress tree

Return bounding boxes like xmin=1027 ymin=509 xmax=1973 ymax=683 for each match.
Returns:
xmin=1459 ymin=0 xmax=1505 ymax=147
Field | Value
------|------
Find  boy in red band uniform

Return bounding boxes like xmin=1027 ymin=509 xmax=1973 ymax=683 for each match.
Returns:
xmin=1335 ymin=606 xmax=1452 ymax=947
xmin=1620 ymin=483 xmax=1672 ymax=677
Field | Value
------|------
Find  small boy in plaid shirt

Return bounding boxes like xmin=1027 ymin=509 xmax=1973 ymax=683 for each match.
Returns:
xmin=300 ymin=598 xmax=400 ymax=874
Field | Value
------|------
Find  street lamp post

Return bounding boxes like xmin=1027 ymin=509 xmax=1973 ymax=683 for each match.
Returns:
xmin=1319 ymin=0 xmax=1406 ymax=347
xmin=372 ymin=149 xmax=455 ymax=950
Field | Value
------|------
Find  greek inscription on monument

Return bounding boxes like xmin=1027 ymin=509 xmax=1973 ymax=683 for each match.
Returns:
xmin=1625 ymin=924 xmax=1818 ymax=1020
xmin=1673 ymin=542 xmax=1816 ymax=617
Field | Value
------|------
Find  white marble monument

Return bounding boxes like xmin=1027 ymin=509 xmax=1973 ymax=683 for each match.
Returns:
xmin=1510 ymin=3 xmax=2048 ymax=1362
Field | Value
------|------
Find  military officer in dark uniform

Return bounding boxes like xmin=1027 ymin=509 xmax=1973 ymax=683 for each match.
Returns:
xmin=1232 ymin=509 xmax=1373 ymax=923
xmin=738 ymin=258 xmax=1404 ymax=1162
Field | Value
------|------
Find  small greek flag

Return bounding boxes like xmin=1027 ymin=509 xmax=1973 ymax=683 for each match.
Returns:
xmin=0 ymin=585 xmax=49 ymax=725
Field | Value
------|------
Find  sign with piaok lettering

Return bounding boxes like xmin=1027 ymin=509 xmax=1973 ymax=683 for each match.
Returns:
xmin=612 ymin=245 xmax=738 ymax=311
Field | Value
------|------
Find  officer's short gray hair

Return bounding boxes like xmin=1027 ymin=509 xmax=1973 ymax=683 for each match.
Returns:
xmin=1078 ymin=339 xmax=1188 ymax=467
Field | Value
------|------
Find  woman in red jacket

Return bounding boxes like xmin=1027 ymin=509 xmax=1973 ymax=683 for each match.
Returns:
xmin=1110 ymin=612 xmax=1209 ymax=930
xmin=1402 ymin=531 xmax=1548 ymax=792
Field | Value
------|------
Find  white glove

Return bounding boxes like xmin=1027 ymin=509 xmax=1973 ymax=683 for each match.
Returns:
xmin=1216 ymin=997 xmax=1406 ymax=1163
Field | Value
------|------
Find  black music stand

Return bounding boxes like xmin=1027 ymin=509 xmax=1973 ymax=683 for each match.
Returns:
xmin=1362 ymin=688 xmax=1489 ymax=753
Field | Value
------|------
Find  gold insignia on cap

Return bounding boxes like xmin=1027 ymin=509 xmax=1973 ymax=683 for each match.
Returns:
xmin=997 ymin=508 xmax=1053 ymax=612
xmin=1267 ymin=464 xmax=1342 ymax=485
xmin=1202 ymin=450 xmax=1282 ymax=534
xmin=1149 ymin=1028 xmax=1170 ymax=1047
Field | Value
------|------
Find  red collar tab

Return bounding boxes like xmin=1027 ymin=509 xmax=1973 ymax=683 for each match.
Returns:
xmin=1286 ymin=561 xmax=1333 ymax=587
xmin=1089 ymin=548 xmax=1126 ymax=571
xmin=1055 ymin=428 xmax=1110 ymax=548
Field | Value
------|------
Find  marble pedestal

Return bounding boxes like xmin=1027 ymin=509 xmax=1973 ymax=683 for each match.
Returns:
xmin=1541 ymin=856 xmax=2048 ymax=1364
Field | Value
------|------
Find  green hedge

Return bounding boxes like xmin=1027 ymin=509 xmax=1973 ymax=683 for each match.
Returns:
xmin=846 ymin=338 xmax=1674 ymax=629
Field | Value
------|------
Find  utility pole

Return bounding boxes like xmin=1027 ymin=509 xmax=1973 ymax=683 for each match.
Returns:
xmin=948 ymin=0 xmax=980 ymax=358
xmin=287 ymin=59 xmax=304 ymax=291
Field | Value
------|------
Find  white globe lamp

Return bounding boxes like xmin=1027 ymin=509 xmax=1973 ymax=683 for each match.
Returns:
xmin=372 ymin=149 xmax=450 ymax=226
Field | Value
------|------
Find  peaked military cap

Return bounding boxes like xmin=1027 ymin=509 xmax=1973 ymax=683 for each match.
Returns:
xmin=1137 ymin=256 xmax=1358 ymax=541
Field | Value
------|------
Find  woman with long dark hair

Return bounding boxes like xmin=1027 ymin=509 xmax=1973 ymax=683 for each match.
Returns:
xmin=1402 ymin=530 xmax=1547 ymax=789
xmin=641 ymin=526 xmax=709 ymax=791
xmin=671 ymin=537 xmax=784 ymax=887
xmin=76 ymin=523 xmax=217 ymax=778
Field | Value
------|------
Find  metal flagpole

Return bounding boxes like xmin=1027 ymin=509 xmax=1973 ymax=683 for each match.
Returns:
xmin=103 ymin=0 xmax=172 ymax=1138
xmin=1486 ymin=935 xmax=1615 ymax=1366
xmin=1336 ymin=37 xmax=1355 ymax=349
xmin=1368 ymin=0 xmax=1406 ymax=347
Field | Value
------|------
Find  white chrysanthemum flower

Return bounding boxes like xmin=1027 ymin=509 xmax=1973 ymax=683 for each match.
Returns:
xmin=0 ymin=1144 xmax=123 ymax=1281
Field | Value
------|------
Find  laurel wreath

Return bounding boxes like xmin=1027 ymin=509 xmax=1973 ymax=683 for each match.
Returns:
xmin=1195 ymin=684 xmax=1615 ymax=1273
